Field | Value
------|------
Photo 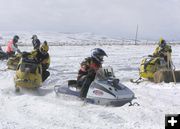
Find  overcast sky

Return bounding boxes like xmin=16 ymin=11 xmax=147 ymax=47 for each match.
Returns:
xmin=0 ymin=0 xmax=180 ymax=40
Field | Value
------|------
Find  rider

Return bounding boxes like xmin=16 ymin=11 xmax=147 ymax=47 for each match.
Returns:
xmin=143 ymin=38 xmax=172 ymax=72
xmin=6 ymin=35 xmax=21 ymax=57
xmin=32 ymin=35 xmax=41 ymax=50
xmin=153 ymin=38 xmax=172 ymax=62
xmin=77 ymin=48 xmax=107 ymax=99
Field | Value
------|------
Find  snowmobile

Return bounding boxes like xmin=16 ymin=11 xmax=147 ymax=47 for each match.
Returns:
xmin=0 ymin=50 xmax=8 ymax=60
xmin=131 ymin=54 xmax=180 ymax=84
xmin=54 ymin=66 xmax=135 ymax=106
xmin=7 ymin=53 xmax=21 ymax=70
xmin=139 ymin=56 xmax=167 ymax=79
xmin=14 ymin=57 xmax=42 ymax=91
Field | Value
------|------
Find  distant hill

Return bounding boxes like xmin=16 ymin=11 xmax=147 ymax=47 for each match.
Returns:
xmin=0 ymin=31 xmax=179 ymax=46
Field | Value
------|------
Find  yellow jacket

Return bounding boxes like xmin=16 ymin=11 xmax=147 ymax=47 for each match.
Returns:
xmin=153 ymin=45 xmax=172 ymax=57
xmin=28 ymin=49 xmax=50 ymax=70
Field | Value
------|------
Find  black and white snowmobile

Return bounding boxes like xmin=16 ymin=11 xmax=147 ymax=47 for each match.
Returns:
xmin=54 ymin=66 xmax=135 ymax=106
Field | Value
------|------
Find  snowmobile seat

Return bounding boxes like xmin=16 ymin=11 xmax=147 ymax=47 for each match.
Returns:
xmin=68 ymin=80 xmax=77 ymax=87
xmin=22 ymin=58 xmax=38 ymax=64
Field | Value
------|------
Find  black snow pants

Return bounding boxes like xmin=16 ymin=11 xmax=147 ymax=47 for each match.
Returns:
xmin=42 ymin=70 xmax=50 ymax=82
xmin=79 ymin=70 xmax=96 ymax=99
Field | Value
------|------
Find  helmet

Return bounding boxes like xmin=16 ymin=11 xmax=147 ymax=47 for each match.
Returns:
xmin=13 ymin=35 xmax=19 ymax=43
xmin=91 ymin=48 xmax=107 ymax=63
xmin=40 ymin=41 xmax=49 ymax=54
xmin=31 ymin=35 xmax=38 ymax=40
xmin=159 ymin=37 xmax=166 ymax=48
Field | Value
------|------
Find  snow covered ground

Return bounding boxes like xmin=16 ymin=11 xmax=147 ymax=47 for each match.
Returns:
xmin=0 ymin=44 xmax=180 ymax=129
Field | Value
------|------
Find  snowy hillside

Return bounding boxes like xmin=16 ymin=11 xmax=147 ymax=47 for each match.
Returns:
xmin=0 ymin=31 xmax=157 ymax=46
xmin=0 ymin=44 xmax=180 ymax=129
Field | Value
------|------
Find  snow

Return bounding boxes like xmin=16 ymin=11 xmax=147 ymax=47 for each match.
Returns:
xmin=1 ymin=42 xmax=180 ymax=129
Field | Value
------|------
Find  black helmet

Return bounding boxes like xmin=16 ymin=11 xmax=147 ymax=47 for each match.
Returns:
xmin=159 ymin=38 xmax=166 ymax=48
xmin=91 ymin=48 xmax=107 ymax=63
xmin=13 ymin=35 xmax=19 ymax=43
xmin=31 ymin=35 xmax=38 ymax=40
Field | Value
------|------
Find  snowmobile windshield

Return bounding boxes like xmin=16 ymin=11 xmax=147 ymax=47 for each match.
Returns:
xmin=20 ymin=63 xmax=38 ymax=73
xmin=95 ymin=66 xmax=115 ymax=80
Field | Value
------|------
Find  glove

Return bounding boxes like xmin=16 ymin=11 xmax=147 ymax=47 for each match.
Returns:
xmin=42 ymin=64 xmax=49 ymax=70
xmin=87 ymin=68 xmax=96 ymax=77
xmin=148 ymin=55 xmax=153 ymax=57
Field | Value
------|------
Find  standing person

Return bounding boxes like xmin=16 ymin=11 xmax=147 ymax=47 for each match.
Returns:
xmin=77 ymin=48 xmax=107 ymax=99
xmin=32 ymin=35 xmax=41 ymax=50
xmin=6 ymin=35 xmax=21 ymax=57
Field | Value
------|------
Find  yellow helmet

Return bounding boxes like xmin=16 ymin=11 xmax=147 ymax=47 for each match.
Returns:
xmin=159 ymin=37 xmax=165 ymax=44
xmin=40 ymin=41 xmax=49 ymax=53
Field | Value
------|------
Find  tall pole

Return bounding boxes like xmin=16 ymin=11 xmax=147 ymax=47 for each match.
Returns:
xmin=135 ymin=24 xmax=138 ymax=45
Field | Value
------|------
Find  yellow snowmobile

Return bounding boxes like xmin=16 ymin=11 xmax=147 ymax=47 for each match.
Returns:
xmin=131 ymin=54 xmax=180 ymax=83
xmin=7 ymin=53 xmax=21 ymax=70
xmin=139 ymin=56 xmax=167 ymax=81
xmin=14 ymin=58 xmax=42 ymax=91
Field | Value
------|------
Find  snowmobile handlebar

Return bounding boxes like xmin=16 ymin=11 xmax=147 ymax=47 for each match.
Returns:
xmin=107 ymin=78 xmax=120 ymax=87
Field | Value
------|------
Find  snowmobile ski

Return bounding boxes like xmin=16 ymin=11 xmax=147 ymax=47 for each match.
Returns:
xmin=130 ymin=77 xmax=143 ymax=84
xmin=54 ymin=85 xmax=80 ymax=97
xmin=0 ymin=68 xmax=8 ymax=71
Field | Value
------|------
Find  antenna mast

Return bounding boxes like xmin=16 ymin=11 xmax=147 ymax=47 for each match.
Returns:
xmin=135 ymin=24 xmax=138 ymax=45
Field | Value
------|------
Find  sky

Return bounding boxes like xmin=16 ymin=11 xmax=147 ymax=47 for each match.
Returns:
xmin=0 ymin=0 xmax=180 ymax=40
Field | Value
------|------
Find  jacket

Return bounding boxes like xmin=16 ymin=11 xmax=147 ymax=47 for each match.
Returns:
xmin=77 ymin=57 xmax=102 ymax=80
xmin=29 ymin=49 xmax=50 ymax=71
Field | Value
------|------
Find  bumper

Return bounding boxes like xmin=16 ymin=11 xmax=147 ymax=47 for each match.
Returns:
xmin=86 ymin=97 xmax=134 ymax=106
xmin=15 ymin=79 xmax=41 ymax=88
